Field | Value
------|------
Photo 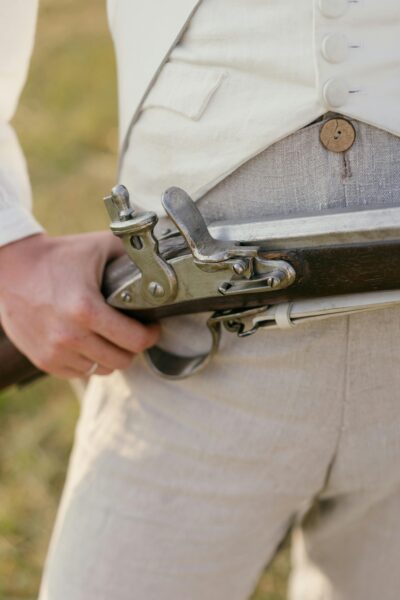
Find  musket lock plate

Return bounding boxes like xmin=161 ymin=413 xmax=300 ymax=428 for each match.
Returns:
xmin=104 ymin=185 xmax=178 ymax=306
xmin=162 ymin=187 xmax=296 ymax=294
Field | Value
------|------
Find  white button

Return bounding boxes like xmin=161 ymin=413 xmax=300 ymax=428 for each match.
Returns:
xmin=319 ymin=0 xmax=348 ymax=18
xmin=321 ymin=34 xmax=349 ymax=63
xmin=323 ymin=78 xmax=349 ymax=108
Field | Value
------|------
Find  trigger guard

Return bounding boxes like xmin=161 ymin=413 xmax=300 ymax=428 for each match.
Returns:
xmin=144 ymin=318 xmax=221 ymax=379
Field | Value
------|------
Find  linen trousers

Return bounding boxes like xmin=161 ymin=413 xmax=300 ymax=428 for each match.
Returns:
xmin=39 ymin=118 xmax=400 ymax=600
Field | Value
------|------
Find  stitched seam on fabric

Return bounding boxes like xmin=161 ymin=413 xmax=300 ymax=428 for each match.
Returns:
xmin=142 ymin=66 xmax=228 ymax=121
xmin=320 ymin=315 xmax=352 ymax=492
xmin=343 ymin=152 xmax=353 ymax=180
xmin=194 ymin=71 xmax=228 ymax=120
xmin=295 ymin=316 xmax=352 ymax=528
xmin=118 ymin=0 xmax=204 ymax=172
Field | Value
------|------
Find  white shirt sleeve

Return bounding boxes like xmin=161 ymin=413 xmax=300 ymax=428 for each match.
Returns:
xmin=0 ymin=0 xmax=44 ymax=246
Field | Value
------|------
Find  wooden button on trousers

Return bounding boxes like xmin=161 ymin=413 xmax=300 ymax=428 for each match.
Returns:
xmin=320 ymin=117 xmax=356 ymax=152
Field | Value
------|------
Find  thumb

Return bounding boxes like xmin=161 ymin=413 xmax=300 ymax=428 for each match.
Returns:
xmin=104 ymin=231 xmax=126 ymax=260
xmin=91 ymin=230 xmax=126 ymax=261
xmin=87 ymin=231 xmax=126 ymax=287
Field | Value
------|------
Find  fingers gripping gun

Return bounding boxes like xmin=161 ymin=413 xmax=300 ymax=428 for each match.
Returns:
xmin=2 ymin=184 xmax=400 ymax=389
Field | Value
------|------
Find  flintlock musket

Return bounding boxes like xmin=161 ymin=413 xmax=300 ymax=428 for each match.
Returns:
xmin=2 ymin=184 xmax=400 ymax=388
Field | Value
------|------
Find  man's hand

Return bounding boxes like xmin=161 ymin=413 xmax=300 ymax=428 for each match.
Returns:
xmin=0 ymin=232 xmax=160 ymax=378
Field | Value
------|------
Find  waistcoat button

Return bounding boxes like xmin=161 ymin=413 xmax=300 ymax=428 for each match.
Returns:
xmin=319 ymin=0 xmax=348 ymax=18
xmin=321 ymin=33 xmax=349 ymax=63
xmin=320 ymin=118 xmax=356 ymax=153
xmin=322 ymin=78 xmax=349 ymax=108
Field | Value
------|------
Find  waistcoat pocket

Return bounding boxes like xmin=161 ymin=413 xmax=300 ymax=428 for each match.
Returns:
xmin=141 ymin=61 xmax=228 ymax=121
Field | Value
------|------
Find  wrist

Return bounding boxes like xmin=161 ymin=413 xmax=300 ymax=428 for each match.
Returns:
xmin=0 ymin=234 xmax=53 ymax=297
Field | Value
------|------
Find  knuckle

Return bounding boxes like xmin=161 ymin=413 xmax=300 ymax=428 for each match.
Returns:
xmin=35 ymin=352 xmax=55 ymax=373
xmin=134 ymin=327 xmax=158 ymax=352
xmin=69 ymin=296 xmax=95 ymax=325
xmin=51 ymin=329 xmax=75 ymax=350
xmin=134 ymin=338 xmax=148 ymax=353
xmin=124 ymin=324 xmax=147 ymax=351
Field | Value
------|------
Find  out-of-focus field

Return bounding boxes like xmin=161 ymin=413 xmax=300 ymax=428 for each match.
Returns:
xmin=0 ymin=1 xmax=289 ymax=598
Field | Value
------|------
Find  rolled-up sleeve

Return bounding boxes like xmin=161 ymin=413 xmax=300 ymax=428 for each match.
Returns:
xmin=0 ymin=0 xmax=44 ymax=246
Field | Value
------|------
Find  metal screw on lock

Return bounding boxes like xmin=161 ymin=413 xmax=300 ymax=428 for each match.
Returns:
xmin=266 ymin=276 xmax=279 ymax=289
xmin=121 ymin=291 xmax=132 ymax=303
xmin=233 ymin=260 xmax=248 ymax=276
xmin=148 ymin=282 xmax=165 ymax=298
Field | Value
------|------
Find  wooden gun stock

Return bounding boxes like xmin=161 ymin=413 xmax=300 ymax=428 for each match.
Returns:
xmin=0 ymin=326 xmax=43 ymax=390
xmin=4 ymin=189 xmax=400 ymax=387
xmin=2 ymin=235 xmax=400 ymax=389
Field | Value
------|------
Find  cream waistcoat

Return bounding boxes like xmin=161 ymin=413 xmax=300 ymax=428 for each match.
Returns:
xmin=112 ymin=0 xmax=400 ymax=214
xmin=1 ymin=0 xmax=400 ymax=243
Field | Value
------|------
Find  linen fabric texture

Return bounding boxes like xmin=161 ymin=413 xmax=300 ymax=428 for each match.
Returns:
xmin=39 ymin=119 xmax=400 ymax=600
xmin=2 ymin=0 xmax=400 ymax=242
xmin=118 ymin=0 xmax=400 ymax=212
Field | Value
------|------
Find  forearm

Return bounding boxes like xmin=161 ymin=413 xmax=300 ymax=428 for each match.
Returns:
xmin=0 ymin=1 xmax=43 ymax=247
xmin=0 ymin=122 xmax=44 ymax=247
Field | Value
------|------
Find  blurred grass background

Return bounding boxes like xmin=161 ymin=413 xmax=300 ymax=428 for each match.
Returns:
xmin=1 ymin=0 xmax=289 ymax=597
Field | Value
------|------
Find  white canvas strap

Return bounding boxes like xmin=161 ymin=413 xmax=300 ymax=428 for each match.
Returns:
xmin=144 ymin=290 xmax=400 ymax=380
xmin=253 ymin=290 xmax=400 ymax=331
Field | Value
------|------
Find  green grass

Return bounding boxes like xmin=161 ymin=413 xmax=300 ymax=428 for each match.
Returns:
xmin=1 ymin=0 xmax=289 ymax=597
xmin=0 ymin=379 xmax=78 ymax=599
